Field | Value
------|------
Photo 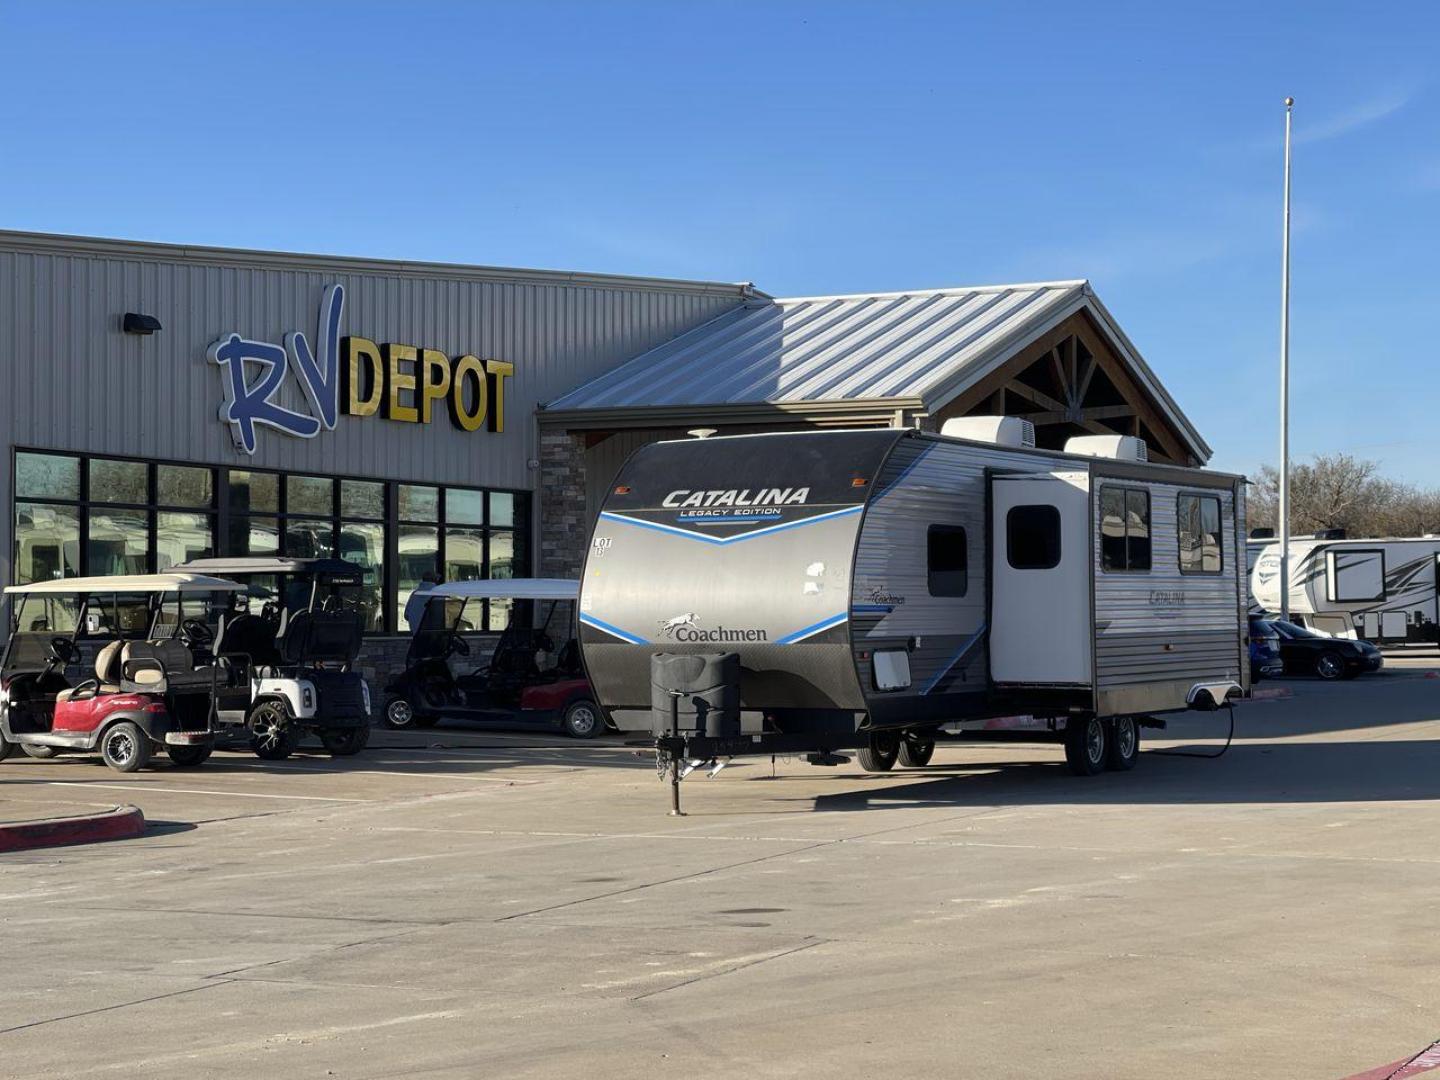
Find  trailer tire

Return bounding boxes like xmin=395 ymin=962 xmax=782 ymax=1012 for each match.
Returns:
xmin=1315 ymin=651 xmax=1346 ymax=681
xmin=562 ymin=699 xmax=601 ymax=739
xmin=1106 ymin=717 xmax=1139 ymax=771
xmin=382 ymin=695 xmax=419 ymax=730
xmin=101 ymin=721 xmax=151 ymax=773
xmin=858 ymin=733 xmax=899 ymax=772
xmin=0 ymin=733 xmax=13 ymax=762
xmin=1064 ymin=715 xmax=1108 ymax=776
xmin=898 ymin=735 xmax=935 ymax=768
xmin=167 ymin=743 xmax=213 ymax=768
xmin=249 ymin=700 xmax=300 ymax=760
xmin=320 ymin=724 xmax=370 ymax=756
xmin=21 ymin=743 xmax=57 ymax=759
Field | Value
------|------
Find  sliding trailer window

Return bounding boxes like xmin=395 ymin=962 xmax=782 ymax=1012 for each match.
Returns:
xmin=1099 ymin=486 xmax=1151 ymax=572
xmin=1177 ymin=494 xmax=1223 ymax=574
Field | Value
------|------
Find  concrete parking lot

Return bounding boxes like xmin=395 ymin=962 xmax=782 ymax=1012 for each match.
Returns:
xmin=5 ymin=662 xmax=1440 ymax=1079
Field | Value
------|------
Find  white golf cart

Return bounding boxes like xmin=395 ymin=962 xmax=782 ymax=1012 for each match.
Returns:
xmin=173 ymin=557 xmax=372 ymax=759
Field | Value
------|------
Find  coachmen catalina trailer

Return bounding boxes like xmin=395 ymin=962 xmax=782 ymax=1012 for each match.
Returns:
xmin=579 ymin=422 xmax=1248 ymax=808
xmin=1251 ymin=536 xmax=1440 ymax=644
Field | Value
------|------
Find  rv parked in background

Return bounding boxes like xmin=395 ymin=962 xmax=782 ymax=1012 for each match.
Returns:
xmin=1250 ymin=535 xmax=1440 ymax=644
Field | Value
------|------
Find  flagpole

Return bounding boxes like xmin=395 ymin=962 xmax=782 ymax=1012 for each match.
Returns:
xmin=1279 ymin=96 xmax=1294 ymax=622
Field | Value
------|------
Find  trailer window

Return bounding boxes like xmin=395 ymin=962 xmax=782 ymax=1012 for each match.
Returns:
xmin=1007 ymin=505 xmax=1061 ymax=570
xmin=926 ymin=525 xmax=969 ymax=596
xmin=1100 ymin=486 xmax=1151 ymax=572
xmin=1178 ymin=494 xmax=1223 ymax=574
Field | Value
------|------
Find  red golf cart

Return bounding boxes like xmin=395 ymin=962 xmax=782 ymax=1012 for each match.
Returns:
xmin=381 ymin=579 xmax=604 ymax=738
xmin=0 ymin=573 xmax=244 ymax=772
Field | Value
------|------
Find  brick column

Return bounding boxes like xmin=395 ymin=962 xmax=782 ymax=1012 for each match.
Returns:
xmin=538 ymin=428 xmax=588 ymax=578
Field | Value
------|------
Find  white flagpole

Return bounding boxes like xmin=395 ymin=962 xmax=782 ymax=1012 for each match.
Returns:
xmin=1279 ymin=97 xmax=1294 ymax=622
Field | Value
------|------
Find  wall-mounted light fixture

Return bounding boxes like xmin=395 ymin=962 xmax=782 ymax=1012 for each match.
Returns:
xmin=122 ymin=312 xmax=162 ymax=335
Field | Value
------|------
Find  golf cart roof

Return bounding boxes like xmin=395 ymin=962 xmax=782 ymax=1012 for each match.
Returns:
xmin=430 ymin=579 xmax=578 ymax=601
xmin=175 ymin=557 xmax=364 ymax=579
xmin=5 ymin=573 xmax=245 ymax=596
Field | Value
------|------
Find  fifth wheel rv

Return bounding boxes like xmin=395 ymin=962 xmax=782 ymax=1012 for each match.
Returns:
xmin=1251 ymin=536 xmax=1440 ymax=644
xmin=579 ymin=421 xmax=1248 ymax=801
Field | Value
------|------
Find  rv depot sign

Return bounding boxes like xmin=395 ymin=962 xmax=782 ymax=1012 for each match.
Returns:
xmin=209 ymin=283 xmax=513 ymax=455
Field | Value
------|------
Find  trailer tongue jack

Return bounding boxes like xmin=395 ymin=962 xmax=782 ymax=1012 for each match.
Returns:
xmin=651 ymin=652 xmax=742 ymax=816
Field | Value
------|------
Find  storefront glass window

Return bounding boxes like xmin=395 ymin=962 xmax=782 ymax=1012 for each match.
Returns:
xmin=340 ymin=480 xmax=384 ymax=520
xmin=399 ymin=484 xmax=439 ymax=522
xmin=489 ymin=491 xmax=514 ymax=529
xmin=339 ymin=521 xmax=385 ymax=631
xmin=156 ymin=512 xmax=214 ymax=569
xmin=90 ymin=459 xmax=148 ymax=505
xmin=285 ymin=518 xmax=334 ymax=559
xmin=14 ymin=502 xmax=80 ymax=583
xmin=444 ymin=528 xmax=484 ymax=582
xmin=16 ymin=452 xmax=80 ymax=501
xmin=228 ymin=470 xmax=279 ymax=514
xmin=228 ymin=515 xmax=280 ymax=557
xmin=287 ymin=475 xmax=334 ymax=516
xmin=87 ymin=509 xmax=150 ymax=576
xmin=445 ymin=488 xmax=484 ymax=525
xmin=397 ymin=525 xmax=439 ymax=625
xmin=487 ymin=530 xmax=515 ymax=578
xmin=158 ymin=465 xmax=213 ymax=508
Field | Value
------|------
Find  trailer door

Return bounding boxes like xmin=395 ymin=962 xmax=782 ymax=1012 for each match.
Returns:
xmin=990 ymin=472 xmax=1092 ymax=685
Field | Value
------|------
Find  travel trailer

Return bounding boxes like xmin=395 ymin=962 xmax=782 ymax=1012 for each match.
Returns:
xmin=580 ymin=422 xmax=1248 ymax=794
xmin=1251 ymin=536 xmax=1440 ymax=644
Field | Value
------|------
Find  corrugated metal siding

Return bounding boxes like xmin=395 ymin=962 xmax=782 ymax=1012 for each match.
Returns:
xmin=1092 ymin=480 xmax=1243 ymax=688
xmin=548 ymin=283 xmax=1085 ymax=410
xmin=0 ymin=239 xmax=743 ymax=585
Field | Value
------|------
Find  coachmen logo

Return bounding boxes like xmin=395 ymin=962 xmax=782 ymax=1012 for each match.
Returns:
xmin=658 ymin=613 xmax=768 ymax=643
xmin=209 ymin=284 xmax=513 ymax=455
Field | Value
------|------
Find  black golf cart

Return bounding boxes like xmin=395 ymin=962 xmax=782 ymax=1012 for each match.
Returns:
xmin=174 ymin=557 xmax=373 ymax=759
xmin=382 ymin=579 xmax=603 ymax=738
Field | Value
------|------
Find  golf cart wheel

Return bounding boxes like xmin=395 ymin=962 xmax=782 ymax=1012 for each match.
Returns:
xmin=320 ymin=724 xmax=370 ymax=756
xmin=167 ymin=743 xmax=213 ymax=768
xmin=1064 ymin=714 xmax=1108 ymax=777
xmin=898 ymin=734 xmax=935 ymax=768
xmin=101 ymin=722 xmax=151 ymax=773
xmin=562 ymin=699 xmax=601 ymax=740
xmin=1106 ymin=717 xmax=1139 ymax=772
xmin=857 ymin=732 xmax=899 ymax=772
xmin=21 ymin=743 xmax=57 ymax=759
xmin=1315 ymin=651 xmax=1346 ymax=681
xmin=249 ymin=700 xmax=300 ymax=761
xmin=382 ymin=695 xmax=420 ymax=730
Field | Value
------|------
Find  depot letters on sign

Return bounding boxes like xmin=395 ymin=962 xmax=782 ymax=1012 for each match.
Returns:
xmin=209 ymin=283 xmax=512 ymax=455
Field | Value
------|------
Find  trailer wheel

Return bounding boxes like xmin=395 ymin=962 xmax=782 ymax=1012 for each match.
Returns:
xmin=21 ymin=743 xmax=57 ymax=759
xmin=0 ymin=733 xmax=13 ymax=762
xmin=101 ymin=722 xmax=151 ymax=773
xmin=562 ymin=700 xmax=601 ymax=739
xmin=167 ymin=743 xmax=213 ymax=768
xmin=249 ymin=700 xmax=300 ymax=760
xmin=382 ymin=695 xmax=419 ymax=730
xmin=1106 ymin=717 xmax=1139 ymax=771
xmin=320 ymin=724 xmax=370 ymax=756
xmin=898 ymin=735 xmax=935 ymax=768
xmin=1063 ymin=715 xmax=1108 ymax=776
xmin=858 ymin=733 xmax=899 ymax=772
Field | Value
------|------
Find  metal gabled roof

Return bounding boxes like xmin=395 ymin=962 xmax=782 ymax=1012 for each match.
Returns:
xmin=544 ymin=279 xmax=1210 ymax=463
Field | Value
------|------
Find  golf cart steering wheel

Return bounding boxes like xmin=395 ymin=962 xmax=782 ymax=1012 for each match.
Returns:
xmin=446 ymin=631 xmax=471 ymax=658
xmin=47 ymin=637 xmax=81 ymax=667
xmin=180 ymin=618 xmax=214 ymax=648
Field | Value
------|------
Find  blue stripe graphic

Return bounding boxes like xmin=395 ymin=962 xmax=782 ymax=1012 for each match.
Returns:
xmin=774 ymin=612 xmax=849 ymax=644
xmin=599 ymin=504 xmax=861 ymax=545
xmin=578 ymin=613 xmax=649 ymax=645
xmin=850 ymin=603 xmax=894 ymax=614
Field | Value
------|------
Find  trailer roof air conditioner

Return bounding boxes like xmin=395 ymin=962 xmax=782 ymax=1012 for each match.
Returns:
xmin=939 ymin=415 xmax=1036 ymax=449
xmin=1063 ymin=434 xmax=1148 ymax=462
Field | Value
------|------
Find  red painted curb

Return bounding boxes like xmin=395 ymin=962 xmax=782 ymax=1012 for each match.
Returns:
xmin=0 ymin=804 xmax=146 ymax=853
xmin=1342 ymin=1039 xmax=1440 ymax=1079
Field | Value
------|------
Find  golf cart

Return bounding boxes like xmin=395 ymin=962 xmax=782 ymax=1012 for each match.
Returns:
xmin=173 ymin=557 xmax=373 ymax=759
xmin=382 ymin=579 xmax=604 ymax=738
xmin=0 ymin=573 xmax=245 ymax=772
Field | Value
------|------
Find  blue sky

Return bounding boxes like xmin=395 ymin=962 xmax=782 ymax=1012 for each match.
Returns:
xmin=3 ymin=1 xmax=1437 ymax=482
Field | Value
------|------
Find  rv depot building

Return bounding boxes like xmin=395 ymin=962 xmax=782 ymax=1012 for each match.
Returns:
xmin=0 ymin=230 xmax=1211 ymax=680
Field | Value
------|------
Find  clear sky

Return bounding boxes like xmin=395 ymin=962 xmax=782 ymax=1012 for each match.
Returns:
xmin=3 ymin=1 xmax=1436 ymax=482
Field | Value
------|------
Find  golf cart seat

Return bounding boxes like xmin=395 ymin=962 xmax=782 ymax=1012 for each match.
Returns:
xmin=280 ymin=610 xmax=362 ymax=666
xmin=217 ymin=611 xmax=282 ymax=670
xmin=121 ymin=640 xmax=224 ymax=692
xmin=54 ymin=640 xmax=125 ymax=702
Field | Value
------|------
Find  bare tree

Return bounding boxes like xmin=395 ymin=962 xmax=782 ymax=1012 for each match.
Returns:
xmin=1247 ymin=453 xmax=1423 ymax=538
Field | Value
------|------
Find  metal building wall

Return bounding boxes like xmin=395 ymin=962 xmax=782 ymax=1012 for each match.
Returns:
xmin=0 ymin=232 xmax=745 ymax=585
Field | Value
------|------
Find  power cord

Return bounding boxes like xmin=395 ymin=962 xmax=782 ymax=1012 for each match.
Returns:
xmin=1149 ymin=700 xmax=1235 ymax=760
